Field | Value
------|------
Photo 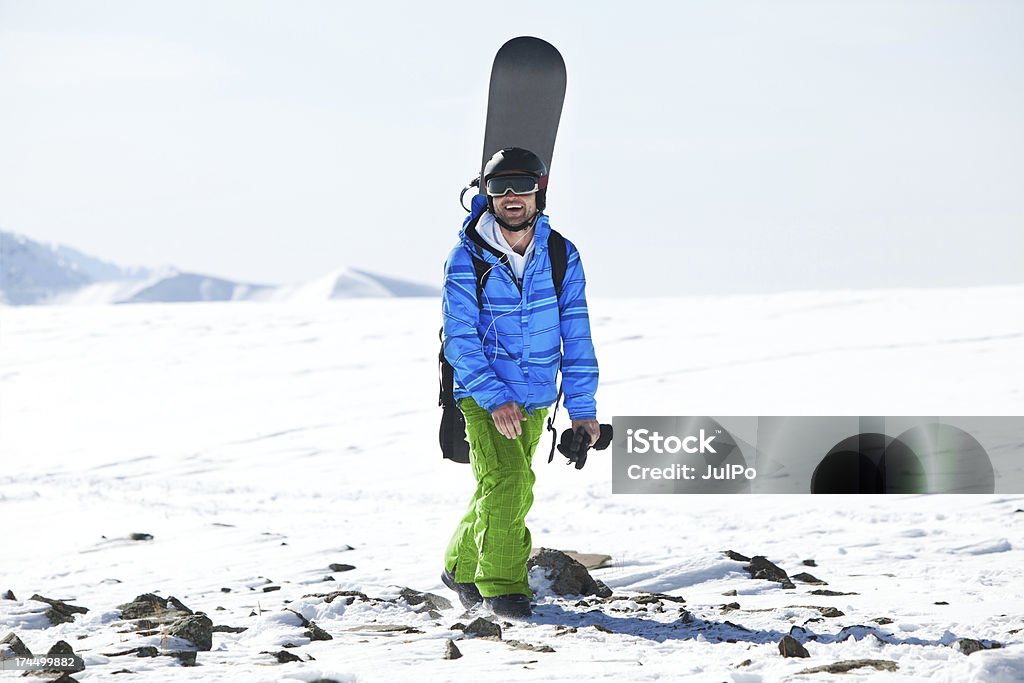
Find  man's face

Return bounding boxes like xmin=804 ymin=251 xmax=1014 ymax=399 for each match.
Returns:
xmin=491 ymin=176 xmax=538 ymax=228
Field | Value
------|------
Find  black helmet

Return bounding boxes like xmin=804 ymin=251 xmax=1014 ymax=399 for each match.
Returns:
xmin=483 ymin=147 xmax=548 ymax=212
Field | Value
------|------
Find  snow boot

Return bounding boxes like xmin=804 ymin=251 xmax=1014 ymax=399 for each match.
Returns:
xmin=441 ymin=565 xmax=483 ymax=609
xmin=484 ymin=594 xmax=532 ymax=619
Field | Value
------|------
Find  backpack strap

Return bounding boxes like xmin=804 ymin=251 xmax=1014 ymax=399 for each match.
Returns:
xmin=547 ymin=228 xmax=568 ymax=302
xmin=546 ymin=381 xmax=563 ymax=463
xmin=471 ymin=255 xmax=491 ymax=310
xmin=545 ymin=229 xmax=569 ymax=462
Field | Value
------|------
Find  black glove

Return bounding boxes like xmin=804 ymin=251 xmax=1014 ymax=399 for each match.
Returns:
xmin=557 ymin=424 xmax=613 ymax=470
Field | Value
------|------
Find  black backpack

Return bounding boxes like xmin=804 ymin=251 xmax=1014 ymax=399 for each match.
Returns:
xmin=438 ymin=228 xmax=568 ymax=463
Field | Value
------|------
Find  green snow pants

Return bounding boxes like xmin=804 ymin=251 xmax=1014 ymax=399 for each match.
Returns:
xmin=443 ymin=396 xmax=549 ymax=598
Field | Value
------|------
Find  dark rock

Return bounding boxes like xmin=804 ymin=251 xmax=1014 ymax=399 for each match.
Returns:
xmin=322 ymin=576 xmax=336 ymax=582
xmin=742 ymin=556 xmax=793 ymax=588
xmin=443 ymin=639 xmax=462 ymax=660
xmin=449 ymin=622 xmax=466 ymax=631
xmin=28 ymin=595 xmax=89 ymax=625
xmin=165 ymin=650 xmax=197 ymax=666
xmin=328 ymin=563 xmax=356 ymax=572
xmin=722 ymin=589 xmax=738 ymax=596
xmin=819 ymin=607 xmax=845 ymax=618
xmin=117 ymin=593 xmax=191 ymax=621
xmin=47 ymin=676 xmax=81 ymax=683
xmin=721 ymin=602 xmax=740 ymax=612
xmin=592 ymin=624 xmax=613 ymax=634
xmin=166 ymin=613 xmax=214 ymax=651
xmin=301 ymin=590 xmax=373 ymax=604
xmin=120 ymin=594 xmax=161 ymax=617
xmin=738 ymin=659 xmax=752 ymax=667
xmin=872 ymin=617 xmax=894 ymax=625
xmin=632 ymin=592 xmax=686 ymax=605
xmin=270 ymin=649 xmax=297 ymax=662
xmin=1 ymin=590 xmax=14 ymax=600
xmin=342 ymin=624 xmax=419 ymax=633
xmin=934 ymin=601 xmax=949 ymax=605
xmin=527 ymin=548 xmax=613 ymax=597
xmin=723 ymin=621 xmax=752 ymax=632
xmin=399 ymin=587 xmax=453 ymax=612
xmin=129 ymin=532 xmax=153 ymax=541
xmin=791 ymin=572 xmax=827 ymax=585
xmin=506 ymin=639 xmax=555 ymax=652
xmin=953 ymin=638 xmax=1002 ymax=655
xmin=220 ymin=587 xmax=231 ymax=593
xmin=810 ymin=589 xmax=857 ymax=596
xmin=166 ymin=596 xmax=190 ymax=612
xmin=212 ymin=625 xmax=247 ymax=634
xmin=305 ymin=621 xmax=333 ymax=642
xmin=263 ymin=586 xmax=281 ymax=593
xmin=778 ymin=635 xmax=810 ymax=658
xmin=723 ymin=550 xmax=751 ymax=562
xmin=111 ymin=669 xmax=134 ymax=674
xmin=1 ymin=632 xmax=33 ymax=657
xmin=796 ymin=659 xmax=898 ymax=674
xmin=100 ymin=646 xmax=160 ymax=658
xmin=464 ymin=617 xmax=502 ymax=639
xmin=44 ymin=640 xmax=85 ymax=673
xmin=803 ymin=559 xmax=817 ymax=567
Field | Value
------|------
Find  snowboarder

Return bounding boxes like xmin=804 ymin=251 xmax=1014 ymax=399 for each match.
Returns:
xmin=441 ymin=147 xmax=600 ymax=618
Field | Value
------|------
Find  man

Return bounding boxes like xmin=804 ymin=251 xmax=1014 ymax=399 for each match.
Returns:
xmin=440 ymin=147 xmax=600 ymax=618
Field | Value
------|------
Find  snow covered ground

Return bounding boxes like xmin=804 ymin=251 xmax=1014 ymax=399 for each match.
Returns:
xmin=1 ymin=285 xmax=1023 ymax=682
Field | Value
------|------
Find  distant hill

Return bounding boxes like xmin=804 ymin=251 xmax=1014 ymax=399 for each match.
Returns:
xmin=0 ymin=230 xmax=439 ymax=305
xmin=0 ymin=231 xmax=149 ymax=305
xmin=278 ymin=267 xmax=440 ymax=302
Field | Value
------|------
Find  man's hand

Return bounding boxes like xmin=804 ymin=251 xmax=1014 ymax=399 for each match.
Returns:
xmin=572 ymin=419 xmax=601 ymax=447
xmin=492 ymin=401 xmax=527 ymax=439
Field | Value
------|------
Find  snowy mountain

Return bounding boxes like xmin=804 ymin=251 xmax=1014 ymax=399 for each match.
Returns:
xmin=276 ymin=267 xmax=440 ymax=302
xmin=0 ymin=231 xmax=438 ymax=305
xmin=0 ymin=231 xmax=150 ymax=305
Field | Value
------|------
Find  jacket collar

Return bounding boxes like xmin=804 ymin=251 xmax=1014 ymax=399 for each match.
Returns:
xmin=460 ymin=193 xmax=550 ymax=263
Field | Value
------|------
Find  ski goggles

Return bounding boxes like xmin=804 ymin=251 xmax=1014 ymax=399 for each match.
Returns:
xmin=485 ymin=175 xmax=540 ymax=197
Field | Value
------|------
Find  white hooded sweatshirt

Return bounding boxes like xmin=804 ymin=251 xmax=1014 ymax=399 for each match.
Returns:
xmin=476 ymin=211 xmax=536 ymax=283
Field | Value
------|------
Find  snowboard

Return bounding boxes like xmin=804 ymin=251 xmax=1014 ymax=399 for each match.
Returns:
xmin=479 ymin=36 xmax=567 ymax=188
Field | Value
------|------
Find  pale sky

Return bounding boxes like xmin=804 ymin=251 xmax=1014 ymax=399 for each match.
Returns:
xmin=1 ymin=0 xmax=1021 ymax=296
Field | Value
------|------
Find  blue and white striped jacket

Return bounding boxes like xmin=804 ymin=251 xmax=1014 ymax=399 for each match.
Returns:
xmin=442 ymin=194 xmax=598 ymax=419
